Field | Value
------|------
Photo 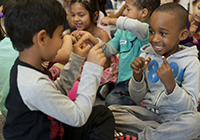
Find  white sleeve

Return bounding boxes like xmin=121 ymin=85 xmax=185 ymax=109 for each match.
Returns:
xmin=116 ymin=16 xmax=148 ymax=40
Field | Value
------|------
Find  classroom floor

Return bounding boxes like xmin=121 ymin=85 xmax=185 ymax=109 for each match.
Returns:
xmin=0 ymin=112 xmax=5 ymax=140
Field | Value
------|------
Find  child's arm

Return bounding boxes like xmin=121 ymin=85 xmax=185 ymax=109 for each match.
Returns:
xmin=129 ymin=56 xmax=151 ymax=103
xmin=100 ymin=17 xmax=118 ymax=26
xmin=157 ymin=56 xmax=199 ymax=111
xmin=73 ymin=30 xmax=118 ymax=57
xmin=51 ymin=35 xmax=76 ymax=64
xmin=116 ymin=16 xmax=148 ymax=40
xmin=22 ymin=43 xmax=106 ymax=127
xmin=54 ymin=34 xmax=92 ymax=93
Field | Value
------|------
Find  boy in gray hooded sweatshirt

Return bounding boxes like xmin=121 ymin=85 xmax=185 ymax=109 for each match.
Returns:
xmin=109 ymin=3 xmax=200 ymax=140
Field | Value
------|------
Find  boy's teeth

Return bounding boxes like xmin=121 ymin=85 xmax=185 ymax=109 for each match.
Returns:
xmin=155 ymin=46 xmax=162 ymax=49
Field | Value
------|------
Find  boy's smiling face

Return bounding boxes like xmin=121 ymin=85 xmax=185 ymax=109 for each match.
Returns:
xmin=149 ymin=11 xmax=183 ymax=58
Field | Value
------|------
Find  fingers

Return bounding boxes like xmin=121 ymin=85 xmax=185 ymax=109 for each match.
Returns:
xmin=130 ymin=57 xmax=151 ymax=75
xmin=75 ymin=34 xmax=89 ymax=46
xmin=91 ymin=42 xmax=104 ymax=51
xmin=130 ymin=57 xmax=145 ymax=71
xmin=162 ymin=56 xmax=168 ymax=64
xmin=87 ymin=43 xmax=106 ymax=67
xmin=71 ymin=36 xmax=77 ymax=44
xmin=142 ymin=57 xmax=151 ymax=71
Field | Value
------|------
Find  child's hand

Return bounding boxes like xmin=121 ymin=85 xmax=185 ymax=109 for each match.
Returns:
xmin=70 ymin=35 xmax=77 ymax=44
xmin=71 ymin=30 xmax=92 ymax=44
xmin=86 ymin=43 xmax=106 ymax=67
xmin=189 ymin=21 xmax=198 ymax=37
xmin=72 ymin=34 xmax=91 ymax=57
xmin=100 ymin=17 xmax=111 ymax=26
xmin=131 ymin=57 xmax=151 ymax=81
xmin=156 ymin=56 xmax=175 ymax=94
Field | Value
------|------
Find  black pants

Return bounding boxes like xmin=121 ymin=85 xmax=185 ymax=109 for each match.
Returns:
xmin=62 ymin=105 xmax=115 ymax=140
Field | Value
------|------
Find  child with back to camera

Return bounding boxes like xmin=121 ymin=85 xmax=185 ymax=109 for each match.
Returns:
xmin=109 ymin=3 xmax=200 ymax=140
xmin=77 ymin=0 xmax=160 ymax=106
xmin=3 ymin=0 xmax=115 ymax=139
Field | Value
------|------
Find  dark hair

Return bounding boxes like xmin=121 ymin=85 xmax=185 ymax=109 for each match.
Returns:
xmin=98 ymin=0 xmax=107 ymax=16
xmin=0 ymin=24 xmax=5 ymax=40
xmin=154 ymin=3 xmax=188 ymax=30
xmin=4 ymin=0 xmax=66 ymax=51
xmin=193 ymin=0 xmax=200 ymax=5
xmin=132 ymin=0 xmax=160 ymax=16
xmin=0 ymin=0 xmax=3 ymax=6
xmin=70 ymin=0 xmax=100 ymax=25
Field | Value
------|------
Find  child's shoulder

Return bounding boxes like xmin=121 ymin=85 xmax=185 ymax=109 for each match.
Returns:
xmin=95 ymin=27 xmax=110 ymax=42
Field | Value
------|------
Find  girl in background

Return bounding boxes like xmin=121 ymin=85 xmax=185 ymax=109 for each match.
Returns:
xmin=69 ymin=0 xmax=119 ymax=100
xmin=179 ymin=0 xmax=200 ymax=59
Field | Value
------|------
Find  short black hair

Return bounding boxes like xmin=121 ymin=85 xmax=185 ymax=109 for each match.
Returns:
xmin=4 ymin=0 xmax=66 ymax=51
xmin=154 ymin=3 xmax=188 ymax=30
xmin=132 ymin=0 xmax=160 ymax=16
xmin=70 ymin=0 xmax=100 ymax=25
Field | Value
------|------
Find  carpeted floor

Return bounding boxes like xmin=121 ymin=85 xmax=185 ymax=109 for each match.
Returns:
xmin=0 ymin=113 xmax=5 ymax=140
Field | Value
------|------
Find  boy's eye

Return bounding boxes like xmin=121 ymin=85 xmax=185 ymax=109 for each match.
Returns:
xmin=198 ymin=6 xmax=200 ymax=10
xmin=149 ymin=30 xmax=154 ymax=34
xmin=160 ymin=32 xmax=167 ymax=36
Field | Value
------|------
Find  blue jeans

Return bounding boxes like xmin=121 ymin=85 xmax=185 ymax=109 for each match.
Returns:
xmin=105 ymin=80 xmax=136 ymax=106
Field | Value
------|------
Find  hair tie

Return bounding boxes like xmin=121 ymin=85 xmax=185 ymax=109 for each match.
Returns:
xmin=0 ymin=13 xmax=3 ymax=18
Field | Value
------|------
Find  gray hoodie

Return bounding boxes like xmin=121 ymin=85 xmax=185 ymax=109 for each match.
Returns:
xmin=129 ymin=44 xmax=200 ymax=115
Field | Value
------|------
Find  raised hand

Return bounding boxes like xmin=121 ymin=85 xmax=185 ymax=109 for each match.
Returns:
xmin=87 ymin=43 xmax=106 ymax=67
xmin=100 ymin=17 xmax=111 ymax=26
xmin=72 ymin=34 xmax=91 ymax=58
xmin=189 ymin=21 xmax=198 ymax=37
xmin=156 ymin=56 xmax=175 ymax=94
xmin=71 ymin=30 xmax=98 ymax=45
xmin=130 ymin=57 xmax=151 ymax=81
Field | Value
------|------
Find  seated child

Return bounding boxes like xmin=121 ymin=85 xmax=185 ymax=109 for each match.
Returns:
xmin=0 ymin=13 xmax=18 ymax=118
xmin=3 ymin=0 xmax=114 ymax=139
xmin=179 ymin=0 xmax=200 ymax=59
xmin=109 ymin=3 xmax=200 ymax=140
xmin=70 ymin=0 xmax=119 ymax=99
xmin=76 ymin=0 xmax=160 ymax=106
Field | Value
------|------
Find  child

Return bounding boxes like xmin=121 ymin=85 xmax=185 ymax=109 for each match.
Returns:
xmin=70 ymin=0 xmax=110 ymax=43
xmin=3 ymin=0 xmax=115 ymax=140
xmin=110 ymin=3 xmax=200 ymax=140
xmin=78 ymin=0 xmax=160 ymax=106
xmin=0 ymin=8 xmax=18 ymax=118
xmin=179 ymin=0 xmax=200 ymax=60
xmin=70 ymin=0 xmax=119 ymax=99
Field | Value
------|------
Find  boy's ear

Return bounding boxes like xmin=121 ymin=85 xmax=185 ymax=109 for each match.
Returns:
xmin=93 ymin=11 xmax=99 ymax=22
xmin=141 ymin=8 xmax=148 ymax=18
xmin=179 ymin=29 xmax=189 ymax=41
xmin=36 ymin=29 xmax=48 ymax=47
